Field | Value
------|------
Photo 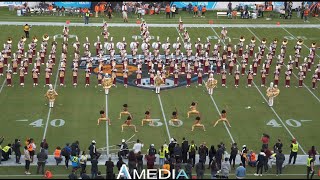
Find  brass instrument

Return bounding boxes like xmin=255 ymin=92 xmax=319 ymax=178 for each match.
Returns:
xmin=45 ymin=90 xmax=58 ymax=101
xmin=206 ymin=78 xmax=218 ymax=89
xmin=102 ymin=77 xmax=113 ymax=89
xmin=155 ymin=75 xmax=164 ymax=86
xmin=266 ymin=87 xmax=280 ymax=98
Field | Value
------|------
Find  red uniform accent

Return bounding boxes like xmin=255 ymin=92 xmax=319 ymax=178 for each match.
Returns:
xmin=216 ymin=66 xmax=221 ymax=74
xmin=33 ymin=49 xmax=36 ymax=56
xmin=41 ymin=57 xmax=45 ymax=64
xmin=0 ymin=67 xmax=3 ymax=74
xmin=227 ymin=51 xmax=231 ymax=56
xmin=249 ymin=50 xmax=254 ymax=57
xmin=299 ymin=80 xmax=303 ymax=87
xmin=37 ymin=66 xmax=40 ymax=72
xmin=194 ymin=66 xmax=198 ymax=74
xmin=98 ymin=79 xmax=102 ymax=85
xmin=307 ymin=62 xmax=311 ymax=70
xmin=150 ymin=78 xmax=154 ymax=85
xmin=124 ymin=78 xmax=128 ymax=85
xmin=136 ymin=78 xmax=141 ymax=85
xmin=274 ymin=79 xmax=279 ymax=86
xmin=169 ymin=66 xmax=174 ymax=74
xmin=20 ymin=76 xmax=24 ymax=84
xmin=90 ymin=67 xmax=93 ymax=73
xmin=148 ymin=65 xmax=151 ymax=71
xmin=46 ymin=78 xmax=50 ymax=85
xmin=245 ymin=57 xmax=248 ymax=64
xmin=295 ymin=61 xmax=299 ymax=68
xmin=238 ymin=49 xmax=243 ymax=57
xmin=248 ymin=79 xmax=252 ymax=85
xmin=181 ymin=67 xmax=185 ymax=73
xmin=7 ymin=78 xmax=11 ymax=85
xmin=60 ymin=77 xmax=64 ymax=84
xmin=13 ymin=67 xmax=17 ymax=73
xmin=113 ymin=78 xmax=116 ymax=85
xmin=52 ymin=57 xmax=55 ymax=64
xmin=253 ymin=67 xmax=257 ymax=74
xmin=73 ymin=76 xmax=77 ymax=84
xmin=261 ymin=77 xmax=266 ymax=86
xmin=4 ymin=58 xmax=8 ymax=65
xmin=312 ymin=82 xmax=316 ymax=88
xmin=174 ymin=78 xmax=178 ymax=85
xmin=222 ymin=79 xmax=226 ymax=85
xmin=285 ymin=79 xmax=290 ymax=86
xmin=158 ymin=66 xmax=162 ymax=72
xmin=86 ymin=77 xmax=90 ymax=84
xmin=229 ymin=66 xmax=233 ymax=75
xmin=266 ymin=68 xmax=270 ymax=75
xmin=261 ymin=50 xmax=265 ymax=56
xmin=18 ymin=58 xmax=22 ymax=64
xmin=235 ymin=79 xmax=239 ymax=85
xmin=7 ymin=51 xmax=11 ymax=57
xmin=33 ymin=78 xmax=38 ymax=84
xmin=241 ymin=67 xmax=245 ymax=75
xmin=204 ymin=66 xmax=208 ymax=73
xmin=197 ymin=77 xmax=202 ymax=84
xmin=28 ymin=57 xmax=32 ymax=64
xmin=96 ymin=49 xmax=99 ymax=55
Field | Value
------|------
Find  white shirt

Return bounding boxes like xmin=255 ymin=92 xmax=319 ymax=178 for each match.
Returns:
xmin=122 ymin=5 xmax=127 ymax=11
xmin=133 ymin=143 xmax=144 ymax=154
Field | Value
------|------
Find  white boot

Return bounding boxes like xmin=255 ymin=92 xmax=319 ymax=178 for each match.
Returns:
xmin=105 ymin=89 xmax=109 ymax=95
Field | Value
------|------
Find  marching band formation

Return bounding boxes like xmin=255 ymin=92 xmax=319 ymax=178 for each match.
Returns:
xmin=0 ymin=20 xmax=319 ymax=109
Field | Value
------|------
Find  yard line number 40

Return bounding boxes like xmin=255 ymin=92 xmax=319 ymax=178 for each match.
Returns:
xmin=29 ymin=119 xmax=65 ymax=127
xmin=267 ymin=119 xmax=311 ymax=128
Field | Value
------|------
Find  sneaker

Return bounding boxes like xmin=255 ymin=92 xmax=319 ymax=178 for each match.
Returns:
xmin=260 ymin=174 xmax=262 ymax=176
xmin=254 ymin=173 xmax=259 ymax=176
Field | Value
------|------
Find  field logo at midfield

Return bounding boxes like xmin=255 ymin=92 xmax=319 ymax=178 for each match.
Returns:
xmin=93 ymin=64 xmax=137 ymax=77
xmin=148 ymin=119 xmax=163 ymax=127
xmin=267 ymin=119 xmax=312 ymax=128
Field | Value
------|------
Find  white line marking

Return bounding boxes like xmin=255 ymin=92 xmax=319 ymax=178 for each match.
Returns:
xmin=157 ymin=94 xmax=171 ymax=142
xmin=126 ymin=134 xmax=135 ymax=143
xmin=282 ymin=27 xmax=320 ymax=58
xmin=243 ymin=27 xmax=307 ymax=154
xmin=248 ymin=27 xmax=320 ymax=103
xmin=300 ymin=120 xmax=312 ymax=122
xmin=16 ymin=119 xmax=28 ymax=122
xmin=42 ymin=53 xmax=62 ymax=140
xmin=105 ymin=94 xmax=109 ymax=157
xmin=0 ymin=78 xmax=6 ymax=94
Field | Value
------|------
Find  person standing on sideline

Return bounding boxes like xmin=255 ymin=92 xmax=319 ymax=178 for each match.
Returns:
xmin=275 ymin=149 xmax=285 ymax=176
xmin=254 ymin=149 xmax=266 ymax=177
xmin=91 ymin=155 xmax=99 ymax=179
xmin=185 ymin=159 xmax=193 ymax=179
xmin=165 ymin=4 xmax=171 ymax=19
xmin=288 ymin=139 xmax=299 ymax=165
xmin=136 ymin=151 xmax=144 ymax=174
xmin=171 ymin=5 xmax=176 ymax=18
xmin=208 ymin=145 xmax=216 ymax=169
xmin=122 ymin=3 xmax=128 ymax=22
xmin=133 ymin=139 xmax=143 ymax=155
xmin=80 ymin=151 xmax=88 ymax=175
xmin=303 ymin=5 xmax=309 ymax=22
xmin=105 ymin=157 xmax=115 ymax=179
xmin=158 ymin=146 xmax=166 ymax=167
xmin=24 ymin=24 xmax=30 ymax=38
xmin=181 ymin=137 xmax=189 ymax=163
xmin=195 ymin=159 xmax=205 ymax=179
xmin=308 ymin=146 xmax=318 ymax=160
xmin=210 ymin=158 xmax=219 ymax=179
xmin=230 ymin=143 xmax=238 ymax=169
xmin=40 ymin=139 xmax=49 ymax=158
xmin=221 ymin=157 xmax=231 ymax=179
xmin=24 ymin=146 xmax=31 ymax=175
xmin=95 ymin=4 xmax=100 ymax=17
xmin=84 ymin=10 xmax=90 ymax=24
xmin=307 ymin=155 xmax=315 ymax=179
xmin=62 ymin=143 xmax=71 ymax=169
xmin=235 ymin=163 xmax=246 ymax=179
xmin=54 ymin=146 xmax=62 ymax=166
xmin=36 ymin=149 xmax=48 ymax=175
xmin=13 ymin=139 xmax=22 ymax=164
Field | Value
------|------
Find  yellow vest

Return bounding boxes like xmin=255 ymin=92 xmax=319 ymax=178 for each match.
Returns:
xmin=163 ymin=146 xmax=169 ymax=154
xmin=71 ymin=156 xmax=78 ymax=163
xmin=159 ymin=149 xmax=165 ymax=158
xmin=307 ymin=157 xmax=313 ymax=167
xmin=85 ymin=12 xmax=90 ymax=17
xmin=2 ymin=146 xmax=10 ymax=153
xmin=291 ymin=143 xmax=298 ymax=152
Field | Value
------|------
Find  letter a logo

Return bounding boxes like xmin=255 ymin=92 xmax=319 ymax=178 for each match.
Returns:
xmin=117 ymin=164 xmax=132 ymax=179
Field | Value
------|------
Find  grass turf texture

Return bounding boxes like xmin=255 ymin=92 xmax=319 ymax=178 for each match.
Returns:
xmin=1 ymin=7 xmax=320 ymax=24
xmin=0 ymin=24 xmax=319 ymax=178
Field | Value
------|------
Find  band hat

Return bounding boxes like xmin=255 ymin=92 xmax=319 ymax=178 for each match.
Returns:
xmin=239 ymin=36 xmax=245 ymax=42
xmin=43 ymin=34 xmax=49 ymax=41
xmin=261 ymin=38 xmax=267 ymax=44
xmin=21 ymin=36 xmax=26 ymax=42
xmin=311 ymin=42 xmax=316 ymax=48
xmin=282 ymin=38 xmax=288 ymax=45
xmin=92 ymin=140 xmax=96 ymax=144
xmin=7 ymin=37 xmax=12 ymax=44
xmin=273 ymin=38 xmax=278 ymax=43
xmin=33 ymin=36 xmax=38 ymax=43
xmin=251 ymin=37 xmax=255 ymax=43
xmin=297 ymin=39 xmax=303 ymax=45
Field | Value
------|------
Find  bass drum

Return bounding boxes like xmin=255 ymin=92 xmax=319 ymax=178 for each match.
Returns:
xmin=152 ymin=42 xmax=159 ymax=49
xmin=141 ymin=42 xmax=147 ymax=50
xmin=173 ymin=43 xmax=177 ymax=49
xmin=104 ymin=42 xmax=111 ymax=50
xmin=130 ymin=42 xmax=136 ymax=49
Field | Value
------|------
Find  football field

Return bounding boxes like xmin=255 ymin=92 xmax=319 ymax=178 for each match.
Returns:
xmin=0 ymin=20 xmax=319 ymax=178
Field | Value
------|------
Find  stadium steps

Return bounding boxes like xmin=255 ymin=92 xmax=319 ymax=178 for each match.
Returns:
xmin=0 ymin=154 xmax=318 ymax=166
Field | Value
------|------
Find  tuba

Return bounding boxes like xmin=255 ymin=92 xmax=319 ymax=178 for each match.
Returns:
xmin=155 ymin=75 xmax=164 ymax=86
xmin=266 ymin=87 xmax=280 ymax=98
xmin=206 ymin=78 xmax=218 ymax=89
xmin=102 ymin=77 xmax=113 ymax=89
xmin=130 ymin=42 xmax=137 ymax=49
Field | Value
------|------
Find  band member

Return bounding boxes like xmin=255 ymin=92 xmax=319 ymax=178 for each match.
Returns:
xmin=221 ymin=27 xmax=228 ymax=42
xmin=298 ymin=66 xmax=304 ymax=88
xmin=72 ymin=67 xmax=78 ymax=87
xmin=266 ymin=82 xmax=280 ymax=107
xmin=259 ymin=38 xmax=267 ymax=56
xmin=191 ymin=116 xmax=206 ymax=132
xmin=6 ymin=65 xmax=12 ymax=86
xmin=197 ymin=68 xmax=203 ymax=86
xmin=149 ymin=66 xmax=155 ymax=86
xmin=234 ymin=65 xmax=240 ymax=88
xmin=178 ymin=17 xmax=184 ymax=32
xmin=181 ymin=58 xmax=186 ymax=74
xmin=194 ymin=58 xmax=199 ymax=75
xmin=216 ymin=58 xmax=221 ymax=75
xmin=136 ymin=69 xmax=142 ymax=86
xmin=285 ymin=65 xmax=291 ymax=88
xmin=161 ymin=67 xmax=167 ymax=85
xmin=281 ymin=38 xmax=288 ymax=55
xmin=270 ymin=38 xmax=277 ymax=56
xmin=94 ymin=36 xmax=101 ymax=56
xmin=187 ymin=102 xmax=200 ymax=118
xmin=261 ymin=64 xmax=267 ymax=87
xmin=85 ymin=68 xmax=90 ymax=87
xmin=249 ymin=37 xmax=256 ymax=57
xmin=183 ymin=29 xmax=189 ymax=43
xmin=45 ymin=84 xmax=58 ymax=108
xmin=123 ymin=67 xmax=128 ymax=88
xmin=102 ymin=73 xmax=113 ymax=95
xmin=228 ymin=57 xmax=234 ymax=75
xmin=32 ymin=63 xmax=39 ymax=87
xmin=45 ymin=64 xmax=51 ymax=86
xmin=311 ymin=72 xmax=318 ymax=90
xmin=12 ymin=53 xmax=18 ymax=74
xmin=252 ymin=58 xmax=258 ymax=76
xmin=119 ymin=104 xmax=131 ymax=119
xmin=17 ymin=50 xmax=22 ymax=65
xmin=186 ymin=67 xmax=192 ymax=87
xmin=27 ymin=49 xmax=33 ymax=64
xmin=241 ymin=59 xmax=246 ymax=76
xmin=243 ymin=51 xmax=249 ymax=65
xmin=35 ymin=52 xmax=41 ymax=73
xmin=23 ymin=58 xmax=28 ymax=74
xmin=238 ymin=36 xmax=245 ymax=57
xmin=205 ymin=38 xmax=211 ymax=55
xmin=227 ymin=44 xmax=232 ymax=57
xmin=247 ymin=65 xmax=254 ymax=87
xmin=206 ymin=73 xmax=217 ymax=95
xmin=58 ymin=67 xmax=65 ymax=86
xmin=213 ymin=110 xmax=231 ymax=127
xmin=19 ymin=65 xmax=25 ymax=86
xmin=97 ymin=71 xmax=103 ymax=86
xmin=141 ymin=110 xmax=153 ymax=126
xmin=155 ymin=71 xmax=163 ymax=94
xmin=169 ymin=107 xmax=181 ymax=126
xmin=221 ymin=65 xmax=227 ymax=87
xmin=273 ymin=66 xmax=280 ymax=87
xmin=40 ymin=47 xmax=45 ymax=65
xmin=6 ymin=37 xmax=12 ymax=57
xmin=111 ymin=68 xmax=117 ymax=87
xmin=121 ymin=116 xmax=138 ymax=133
xmin=174 ymin=66 xmax=179 ymax=87
xmin=265 ymin=59 xmax=271 ymax=75
xmin=97 ymin=110 xmax=111 ymax=125
xmin=0 ymin=58 xmax=3 ymax=76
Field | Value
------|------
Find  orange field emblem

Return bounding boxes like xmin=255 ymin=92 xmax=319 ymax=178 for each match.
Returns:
xmin=93 ymin=64 xmax=138 ymax=77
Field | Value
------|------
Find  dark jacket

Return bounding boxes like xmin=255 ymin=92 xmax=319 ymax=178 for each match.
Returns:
xmin=68 ymin=173 xmax=77 ymax=179
xmin=182 ymin=140 xmax=189 ymax=153
xmin=173 ymin=146 xmax=182 ymax=157
xmin=37 ymin=149 xmax=48 ymax=162
xmin=257 ymin=152 xmax=266 ymax=164
xmin=105 ymin=160 xmax=114 ymax=173
xmin=276 ymin=152 xmax=285 ymax=163
xmin=91 ymin=158 xmax=99 ymax=172
xmin=215 ymin=147 xmax=224 ymax=160
xmin=81 ymin=173 xmax=91 ymax=179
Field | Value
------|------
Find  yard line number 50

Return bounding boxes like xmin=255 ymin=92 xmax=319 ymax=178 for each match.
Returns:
xmin=29 ymin=119 xmax=65 ymax=128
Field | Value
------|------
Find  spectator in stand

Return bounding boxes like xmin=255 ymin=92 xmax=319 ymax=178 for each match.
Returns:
xmin=165 ymin=4 xmax=171 ymax=19
xmin=182 ymin=137 xmax=189 ymax=163
xmin=105 ymin=157 xmax=114 ymax=179
xmin=308 ymin=146 xmax=318 ymax=160
xmin=24 ymin=146 xmax=31 ymax=175
xmin=13 ymin=139 xmax=22 ymax=164
xmin=188 ymin=3 xmax=193 ymax=14
xmin=236 ymin=163 xmax=246 ymax=179
xmin=275 ymin=149 xmax=285 ymax=176
xmin=198 ymin=5 xmax=202 ymax=17
xmin=136 ymin=151 xmax=144 ymax=174
xmin=248 ymin=150 xmax=257 ymax=167
xmin=193 ymin=5 xmax=198 ymax=17
xmin=254 ymin=149 xmax=266 ymax=177
xmin=202 ymin=6 xmax=207 ymax=17
xmin=210 ymin=158 xmax=219 ymax=179
xmin=171 ymin=5 xmax=176 ymax=18
xmin=273 ymin=139 xmax=283 ymax=153
xmin=208 ymin=145 xmax=216 ymax=169
xmin=261 ymin=133 xmax=270 ymax=150
xmin=54 ymin=146 xmax=62 ymax=166
xmin=195 ymin=159 xmax=205 ymax=179
xmin=36 ymin=149 xmax=48 ymax=175
xmin=221 ymin=157 xmax=231 ymax=179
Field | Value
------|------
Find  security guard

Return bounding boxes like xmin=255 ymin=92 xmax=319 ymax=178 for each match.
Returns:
xmin=1 ymin=144 xmax=12 ymax=161
xmin=288 ymin=139 xmax=299 ymax=165
xmin=24 ymin=24 xmax=30 ymax=38
xmin=84 ymin=10 xmax=90 ymax=24
xmin=306 ymin=155 xmax=315 ymax=179
xmin=188 ymin=140 xmax=198 ymax=167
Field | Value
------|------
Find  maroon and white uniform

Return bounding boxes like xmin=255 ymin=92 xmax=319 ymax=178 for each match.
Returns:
xmin=186 ymin=70 xmax=191 ymax=87
xmin=204 ymin=58 xmax=210 ymax=74
xmin=312 ymin=73 xmax=318 ymax=89
xmin=193 ymin=60 xmax=199 ymax=75
xmin=197 ymin=70 xmax=203 ymax=85
xmin=12 ymin=58 xmax=18 ymax=74
xmin=243 ymin=51 xmax=249 ymax=64
xmin=252 ymin=59 xmax=258 ymax=75
xmin=136 ymin=70 xmax=142 ymax=86
xmin=19 ymin=67 xmax=25 ymax=85
xmin=32 ymin=68 xmax=39 ymax=86
xmin=169 ymin=60 xmax=175 ymax=74
xmin=72 ymin=68 xmax=78 ymax=86
xmin=0 ymin=59 xmax=4 ymax=76
xmin=298 ymin=70 xmax=304 ymax=88
xmin=216 ymin=59 xmax=221 ymax=75
xmin=23 ymin=59 xmax=28 ymax=74
xmin=149 ymin=70 xmax=155 ymax=86
xmin=221 ymin=70 xmax=227 ymax=87
xmin=180 ymin=60 xmax=186 ymax=74
xmin=238 ymin=41 xmax=244 ymax=57
xmin=123 ymin=70 xmax=128 ymax=87
xmin=294 ymin=48 xmax=301 ymax=68
xmin=40 ymin=49 xmax=45 ymax=64
xmin=6 ymin=70 xmax=12 ymax=86
xmin=273 ymin=70 xmax=280 ymax=87
xmin=265 ymin=60 xmax=271 ymax=75
xmin=85 ymin=69 xmax=90 ymax=86
xmin=261 ymin=68 xmax=267 ymax=87
xmin=227 ymin=44 xmax=232 ymax=57
xmin=234 ymin=70 xmax=240 ymax=87
xmin=27 ymin=49 xmax=33 ymax=64
xmin=241 ymin=60 xmax=246 ymax=75
xmin=247 ymin=70 xmax=253 ymax=87
xmin=285 ymin=69 xmax=291 ymax=87
xmin=59 ymin=68 xmax=65 ymax=86
xmin=228 ymin=59 xmax=234 ymax=75
xmin=97 ymin=71 xmax=103 ymax=86
xmin=248 ymin=40 xmax=255 ymax=57
xmin=45 ymin=68 xmax=51 ymax=85
xmin=111 ymin=69 xmax=117 ymax=86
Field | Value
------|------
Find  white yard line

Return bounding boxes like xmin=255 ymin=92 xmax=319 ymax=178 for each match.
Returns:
xmin=247 ymin=27 xmax=320 ymax=103
xmin=42 ymin=55 xmax=62 ymax=140
xmin=157 ymin=94 xmax=171 ymax=142
xmin=105 ymin=94 xmax=109 ymax=156
xmin=181 ymin=26 xmax=235 ymax=143
xmin=282 ymin=27 xmax=320 ymax=58
xmin=234 ymin=27 xmax=307 ymax=154
xmin=0 ymin=78 xmax=6 ymax=94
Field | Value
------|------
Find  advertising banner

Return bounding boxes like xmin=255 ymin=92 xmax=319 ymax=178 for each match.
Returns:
xmin=53 ymin=2 xmax=91 ymax=8
xmin=0 ymin=2 xmax=25 ymax=7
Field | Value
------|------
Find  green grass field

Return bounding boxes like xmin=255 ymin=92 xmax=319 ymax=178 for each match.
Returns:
xmin=0 ymin=7 xmax=319 ymax=179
